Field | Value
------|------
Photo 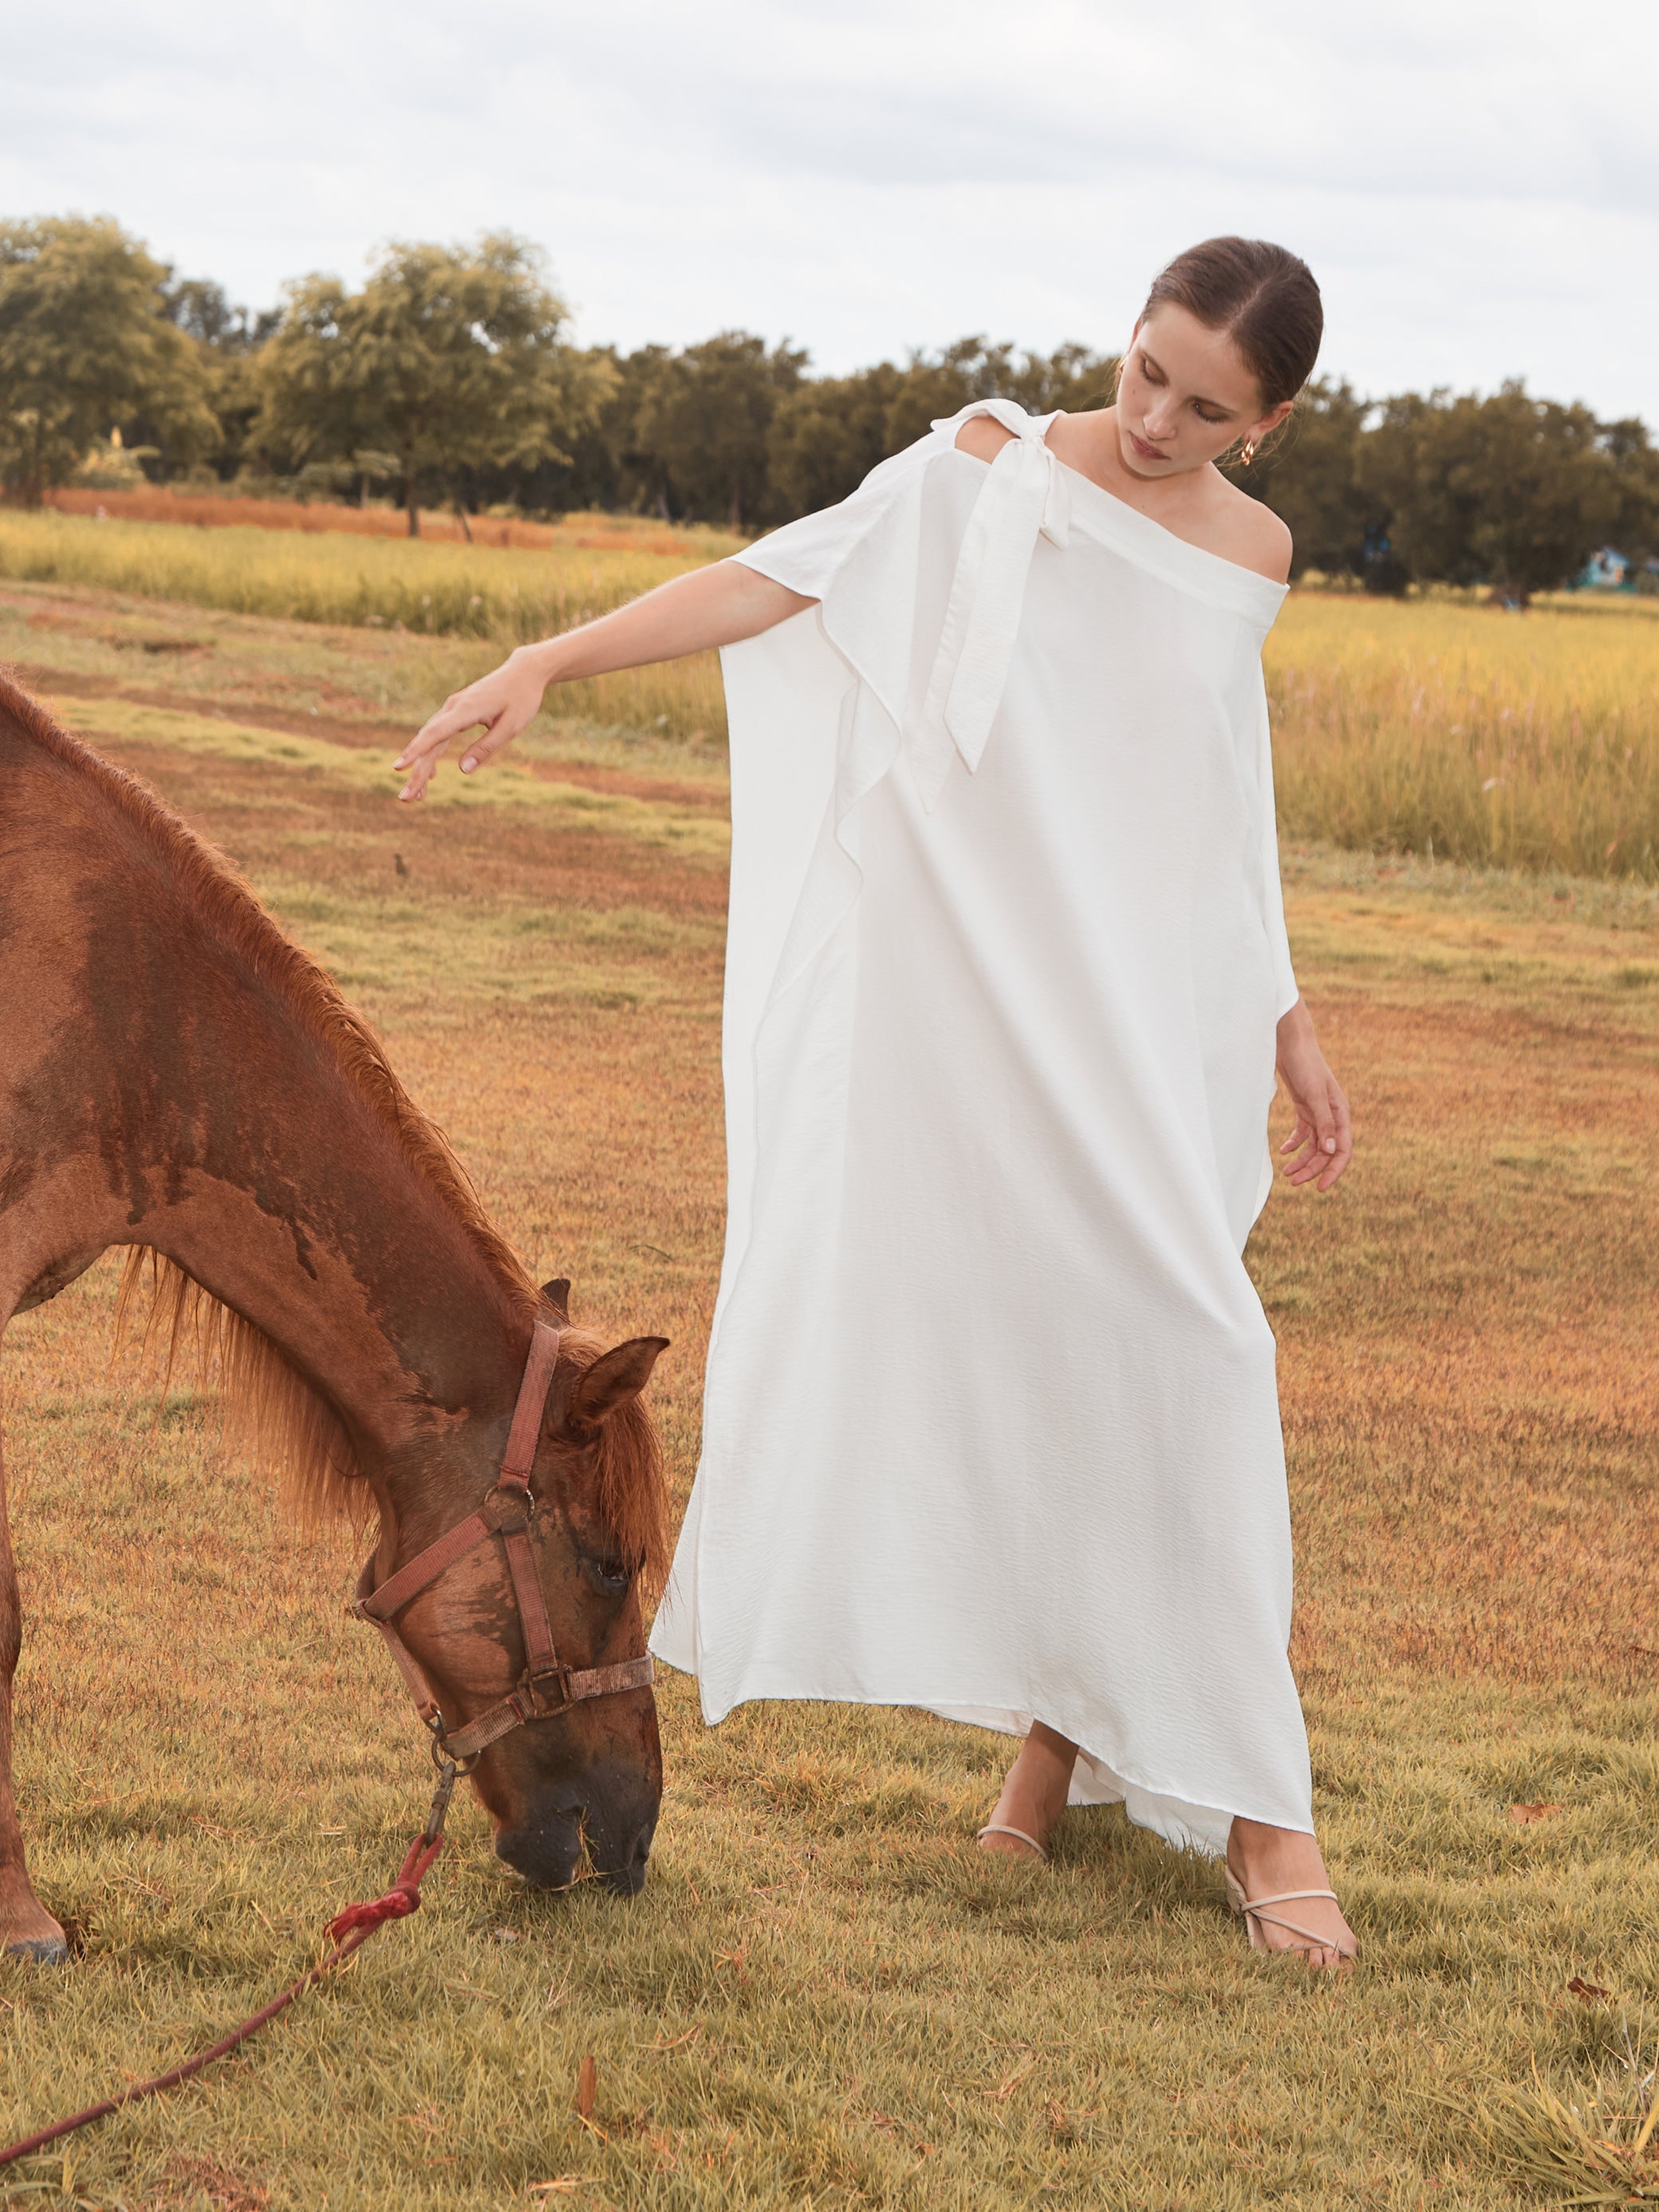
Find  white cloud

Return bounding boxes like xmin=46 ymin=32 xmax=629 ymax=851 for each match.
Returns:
xmin=2 ymin=0 xmax=1656 ymax=416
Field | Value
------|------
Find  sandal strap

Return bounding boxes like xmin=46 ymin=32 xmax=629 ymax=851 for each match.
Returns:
xmin=1245 ymin=1904 xmax=1357 ymax=1957
xmin=1236 ymin=1887 xmax=1339 ymax=1912
xmin=976 ymin=1824 xmax=1050 ymax=1863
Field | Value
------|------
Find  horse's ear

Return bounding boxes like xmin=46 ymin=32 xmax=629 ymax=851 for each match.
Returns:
xmin=567 ymin=1337 xmax=669 ymax=1430
xmin=540 ymin=1277 xmax=571 ymax=1321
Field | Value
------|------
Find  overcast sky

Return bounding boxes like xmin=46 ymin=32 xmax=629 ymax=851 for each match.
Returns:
xmin=6 ymin=0 xmax=1657 ymax=420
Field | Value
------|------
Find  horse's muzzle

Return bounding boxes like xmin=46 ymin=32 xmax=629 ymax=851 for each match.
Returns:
xmin=494 ymin=1781 xmax=656 ymax=1896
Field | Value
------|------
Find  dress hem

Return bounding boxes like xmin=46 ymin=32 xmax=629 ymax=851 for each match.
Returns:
xmin=646 ymin=1648 xmax=1316 ymax=1858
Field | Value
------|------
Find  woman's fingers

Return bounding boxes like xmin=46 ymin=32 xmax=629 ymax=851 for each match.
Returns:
xmin=1281 ymin=1122 xmax=1320 ymax=1181
xmin=1315 ymin=1082 xmax=1354 ymax=1190
xmin=459 ymin=704 xmax=527 ymax=774
xmin=395 ymin=668 xmax=536 ymax=800
xmin=396 ymin=691 xmax=483 ymax=771
xmin=398 ymin=731 xmax=451 ymax=803
xmin=1283 ymin=1082 xmax=1353 ymax=1189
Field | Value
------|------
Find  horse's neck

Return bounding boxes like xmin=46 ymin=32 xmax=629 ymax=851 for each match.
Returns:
xmin=0 ymin=755 xmax=529 ymax=1469
xmin=143 ymin=1102 xmax=528 ymax=1472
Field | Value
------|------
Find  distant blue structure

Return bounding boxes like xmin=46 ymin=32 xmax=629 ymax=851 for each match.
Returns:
xmin=1577 ymin=546 xmax=1632 ymax=589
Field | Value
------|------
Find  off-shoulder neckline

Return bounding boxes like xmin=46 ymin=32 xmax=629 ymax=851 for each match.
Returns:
xmin=947 ymin=404 xmax=1289 ymax=618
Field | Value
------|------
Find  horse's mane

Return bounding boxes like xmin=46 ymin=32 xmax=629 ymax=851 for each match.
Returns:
xmin=5 ymin=675 xmax=666 ymax=1590
xmin=112 ymin=1256 xmax=668 ymax=1592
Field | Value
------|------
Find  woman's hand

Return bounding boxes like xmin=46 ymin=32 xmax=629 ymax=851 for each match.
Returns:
xmin=392 ymin=560 xmax=812 ymax=802
xmin=1275 ymin=999 xmax=1352 ymax=1191
xmin=395 ymin=647 xmax=549 ymax=801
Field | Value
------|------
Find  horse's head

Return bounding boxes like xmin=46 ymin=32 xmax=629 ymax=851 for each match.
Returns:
xmin=381 ymin=1301 xmax=670 ymax=1896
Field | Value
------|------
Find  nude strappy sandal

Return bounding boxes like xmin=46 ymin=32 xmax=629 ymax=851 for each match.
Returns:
xmin=976 ymin=1824 xmax=1050 ymax=1863
xmin=1223 ymin=1866 xmax=1357 ymax=1964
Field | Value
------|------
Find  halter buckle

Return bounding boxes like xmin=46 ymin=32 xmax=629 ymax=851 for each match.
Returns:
xmin=518 ymin=1664 xmax=574 ymax=1717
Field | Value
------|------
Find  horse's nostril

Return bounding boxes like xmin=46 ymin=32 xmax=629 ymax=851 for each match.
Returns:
xmin=492 ymin=1806 xmax=585 ymax=1891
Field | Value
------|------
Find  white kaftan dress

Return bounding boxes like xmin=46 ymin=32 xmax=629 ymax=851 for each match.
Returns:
xmin=649 ymin=398 xmax=1313 ymax=1854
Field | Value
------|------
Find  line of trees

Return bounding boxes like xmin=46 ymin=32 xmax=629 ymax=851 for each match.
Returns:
xmin=3 ymin=215 xmax=1657 ymax=598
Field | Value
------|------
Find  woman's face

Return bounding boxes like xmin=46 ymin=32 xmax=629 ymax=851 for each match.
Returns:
xmin=1113 ymin=302 xmax=1293 ymax=479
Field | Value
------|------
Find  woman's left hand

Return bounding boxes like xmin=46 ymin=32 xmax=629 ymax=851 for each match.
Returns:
xmin=1275 ymin=1000 xmax=1353 ymax=1191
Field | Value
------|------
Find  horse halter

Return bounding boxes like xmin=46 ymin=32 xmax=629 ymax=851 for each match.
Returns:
xmin=350 ymin=1316 xmax=655 ymax=1766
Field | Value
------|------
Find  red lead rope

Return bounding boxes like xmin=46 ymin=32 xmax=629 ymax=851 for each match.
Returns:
xmin=0 ymin=1818 xmax=450 ymax=2171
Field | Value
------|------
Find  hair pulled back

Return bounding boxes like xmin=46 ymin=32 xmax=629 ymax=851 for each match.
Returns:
xmin=1142 ymin=237 xmax=1322 ymax=408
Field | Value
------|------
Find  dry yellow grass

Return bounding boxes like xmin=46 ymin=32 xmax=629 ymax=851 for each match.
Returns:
xmin=0 ymin=587 xmax=1654 ymax=2207
xmin=7 ymin=515 xmax=1659 ymax=884
xmin=1269 ymin=592 xmax=1659 ymax=878
xmin=0 ymin=508 xmax=739 ymax=652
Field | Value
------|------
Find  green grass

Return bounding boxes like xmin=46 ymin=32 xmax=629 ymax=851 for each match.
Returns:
xmin=1 ymin=579 xmax=1657 ymax=2208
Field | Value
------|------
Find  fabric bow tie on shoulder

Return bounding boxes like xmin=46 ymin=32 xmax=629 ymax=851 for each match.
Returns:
xmin=907 ymin=400 xmax=1073 ymax=812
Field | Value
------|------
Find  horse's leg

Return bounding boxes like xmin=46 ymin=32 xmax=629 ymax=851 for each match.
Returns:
xmin=0 ymin=1421 xmax=66 ymax=1962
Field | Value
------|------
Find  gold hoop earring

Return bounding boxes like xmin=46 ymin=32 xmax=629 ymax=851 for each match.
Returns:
xmin=1239 ymin=438 xmax=1259 ymax=468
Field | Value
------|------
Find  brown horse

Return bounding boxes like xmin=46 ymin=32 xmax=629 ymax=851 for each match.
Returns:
xmin=0 ymin=673 xmax=670 ymax=1962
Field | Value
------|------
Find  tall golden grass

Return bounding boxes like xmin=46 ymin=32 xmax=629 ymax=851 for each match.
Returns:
xmin=0 ymin=509 xmax=725 ymax=645
xmin=1269 ymin=592 xmax=1659 ymax=879
xmin=7 ymin=503 xmax=1659 ymax=878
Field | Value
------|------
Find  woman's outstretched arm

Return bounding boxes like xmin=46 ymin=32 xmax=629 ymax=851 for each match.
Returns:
xmin=394 ymin=558 xmax=811 ymax=800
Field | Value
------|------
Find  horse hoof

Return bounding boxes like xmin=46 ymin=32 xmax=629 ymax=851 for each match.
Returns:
xmin=4 ymin=1934 xmax=68 ymax=1965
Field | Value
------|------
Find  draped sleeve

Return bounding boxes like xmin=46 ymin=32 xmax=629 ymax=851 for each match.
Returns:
xmin=710 ymin=404 xmax=1072 ymax=1341
xmin=1251 ymin=668 xmax=1299 ymax=1022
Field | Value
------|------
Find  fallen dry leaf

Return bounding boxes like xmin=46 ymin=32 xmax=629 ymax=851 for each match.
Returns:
xmin=1566 ymin=1975 xmax=1611 ymax=2000
xmin=1508 ymin=1802 xmax=1563 ymax=1824
xmin=576 ymin=2054 xmax=597 ymax=2121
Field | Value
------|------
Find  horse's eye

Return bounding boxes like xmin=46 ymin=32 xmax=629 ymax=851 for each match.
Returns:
xmin=586 ymin=1555 xmax=632 ymax=1596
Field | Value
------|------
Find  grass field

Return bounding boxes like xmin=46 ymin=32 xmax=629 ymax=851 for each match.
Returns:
xmin=1268 ymin=592 xmax=1659 ymax=880
xmin=2 ymin=504 xmax=1658 ymax=881
xmin=41 ymin=488 xmax=741 ymax=560
xmin=0 ymin=572 xmax=1656 ymax=2210
xmin=0 ymin=509 xmax=742 ymax=649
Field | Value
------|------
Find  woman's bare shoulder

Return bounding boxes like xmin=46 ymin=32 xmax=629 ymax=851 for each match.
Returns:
xmin=954 ymin=415 xmax=1018 ymax=463
xmin=1207 ymin=477 xmax=1293 ymax=584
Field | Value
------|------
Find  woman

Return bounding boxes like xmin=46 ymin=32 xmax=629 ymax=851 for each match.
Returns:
xmin=396 ymin=237 xmax=1358 ymax=1970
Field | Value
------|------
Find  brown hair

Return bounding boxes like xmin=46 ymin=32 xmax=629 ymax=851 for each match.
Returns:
xmin=1141 ymin=236 xmax=1322 ymax=409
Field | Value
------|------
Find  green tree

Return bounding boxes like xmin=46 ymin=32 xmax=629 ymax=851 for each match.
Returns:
xmin=629 ymin=333 xmax=806 ymax=526
xmin=1231 ymin=377 xmax=1372 ymax=578
xmin=529 ymin=344 xmax=676 ymax=515
xmin=876 ymin=338 xmax=1115 ymax=456
xmin=1602 ymin=414 xmax=1659 ymax=571
xmin=258 ymin=235 xmax=610 ymax=535
xmin=767 ymin=341 xmax=1117 ymax=519
xmin=768 ymin=361 xmax=905 ymax=516
xmin=1358 ymin=384 xmax=1626 ymax=602
xmin=0 ymin=216 xmax=218 ymax=504
xmin=160 ymin=278 xmax=280 ymax=485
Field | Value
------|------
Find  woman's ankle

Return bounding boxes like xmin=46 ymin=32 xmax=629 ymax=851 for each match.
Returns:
xmin=990 ymin=1724 xmax=1078 ymax=1837
xmin=1227 ymin=1816 xmax=1330 ymax=1882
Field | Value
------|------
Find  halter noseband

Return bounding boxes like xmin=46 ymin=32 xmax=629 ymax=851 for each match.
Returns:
xmin=350 ymin=1316 xmax=654 ymax=1764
